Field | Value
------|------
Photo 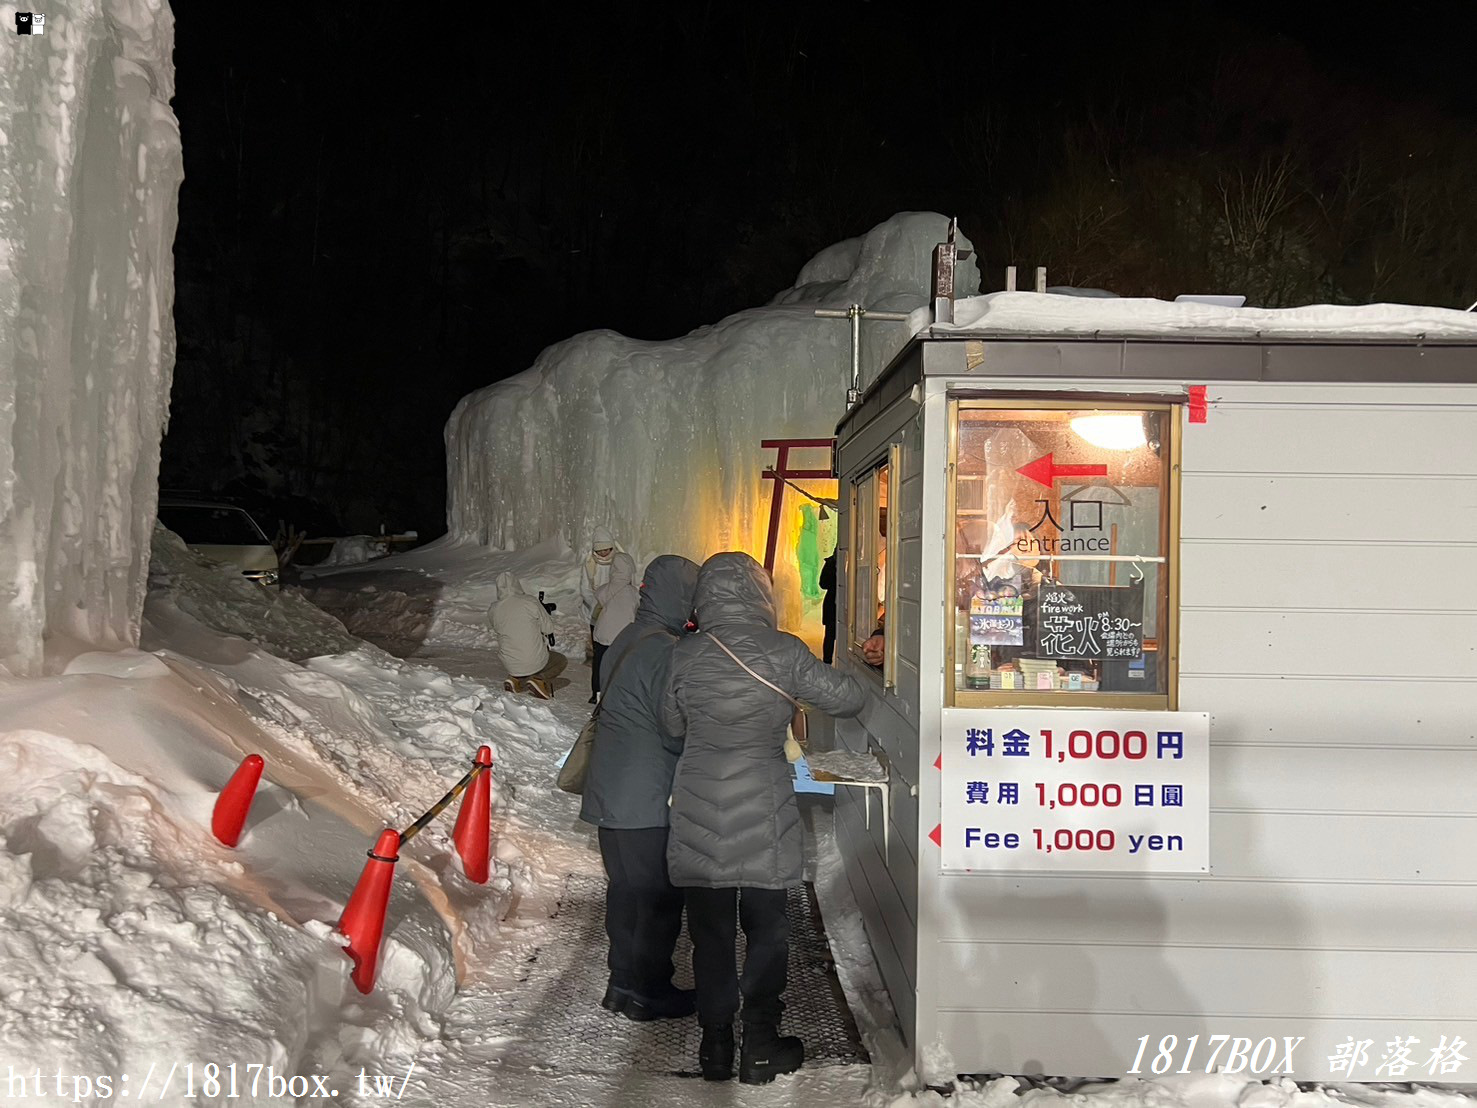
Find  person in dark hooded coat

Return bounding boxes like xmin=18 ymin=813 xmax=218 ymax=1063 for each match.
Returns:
xmin=579 ymin=555 xmax=701 ymax=1022
xmin=662 ymin=551 xmax=866 ymax=1084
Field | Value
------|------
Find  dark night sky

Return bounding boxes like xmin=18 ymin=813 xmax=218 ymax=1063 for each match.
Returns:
xmin=160 ymin=2 xmax=1477 ymax=540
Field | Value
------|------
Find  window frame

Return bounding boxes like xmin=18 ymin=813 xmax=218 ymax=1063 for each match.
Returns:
xmin=945 ymin=396 xmax=1182 ymax=710
xmin=848 ymin=453 xmax=899 ymax=688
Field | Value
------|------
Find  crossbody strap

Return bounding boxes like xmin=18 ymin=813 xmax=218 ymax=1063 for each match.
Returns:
xmin=593 ymin=626 xmax=667 ymax=717
xmin=706 ymin=632 xmax=803 ymax=710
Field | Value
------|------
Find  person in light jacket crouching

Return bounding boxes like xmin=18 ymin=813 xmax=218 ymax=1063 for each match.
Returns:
xmin=662 ymin=551 xmax=866 ymax=1084
xmin=488 ymin=572 xmax=564 ymax=699
xmin=580 ymin=555 xmax=700 ymax=1022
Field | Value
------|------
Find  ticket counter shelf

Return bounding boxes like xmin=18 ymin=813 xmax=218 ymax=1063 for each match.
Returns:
xmin=808 ymin=750 xmax=892 ymax=866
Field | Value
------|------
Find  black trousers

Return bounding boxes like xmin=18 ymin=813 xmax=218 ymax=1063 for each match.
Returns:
xmin=684 ymin=885 xmax=789 ymax=1028
xmin=591 ymin=638 xmax=608 ymax=697
xmin=598 ymin=828 xmax=685 ymax=995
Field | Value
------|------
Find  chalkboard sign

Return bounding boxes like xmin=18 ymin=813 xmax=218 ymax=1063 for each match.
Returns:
xmin=1035 ymin=582 xmax=1144 ymax=660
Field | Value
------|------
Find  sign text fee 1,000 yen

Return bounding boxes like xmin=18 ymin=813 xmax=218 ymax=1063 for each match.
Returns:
xmin=939 ymin=709 xmax=1209 ymax=873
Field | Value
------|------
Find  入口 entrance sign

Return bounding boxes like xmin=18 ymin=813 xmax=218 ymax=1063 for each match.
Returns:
xmin=940 ymin=709 xmax=1209 ymax=873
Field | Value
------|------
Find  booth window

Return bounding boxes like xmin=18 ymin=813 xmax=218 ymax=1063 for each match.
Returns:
xmin=949 ymin=401 xmax=1178 ymax=708
xmin=851 ymin=458 xmax=895 ymax=682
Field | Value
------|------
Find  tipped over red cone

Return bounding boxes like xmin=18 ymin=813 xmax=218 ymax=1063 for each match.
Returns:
xmin=212 ymin=754 xmax=265 ymax=847
xmin=339 ymin=829 xmax=400 ymax=993
xmin=452 ymin=746 xmax=494 ymax=883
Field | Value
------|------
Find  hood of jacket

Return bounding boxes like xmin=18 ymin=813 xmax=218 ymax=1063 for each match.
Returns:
xmin=590 ymin=525 xmax=618 ymax=557
xmin=693 ymin=551 xmax=776 ymax=631
xmin=495 ymin=571 xmax=527 ymax=600
xmin=634 ymin=554 xmax=699 ymax=634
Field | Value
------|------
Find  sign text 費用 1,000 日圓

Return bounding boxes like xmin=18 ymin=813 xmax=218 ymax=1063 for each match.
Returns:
xmin=939 ymin=709 xmax=1209 ymax=873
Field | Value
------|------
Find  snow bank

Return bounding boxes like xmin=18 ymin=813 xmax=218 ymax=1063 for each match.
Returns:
xmin=0 ymin=0 xmax=183 ymax=675
xmin=444 ymin=212 xmax=977 ymax=631
xmin=151 ymin=525 xmax=363 ymax=661
xmin=321 ymin=536 xmax=391 ymax=567
xmin=937 ymin=291 xmax=1477 ymax=340
xmin=0 ymin=528 xmax=559 ymax=1092
xmin=299 ymin=537 xmax=588 ymax=654
xmin=0 ymin=672 xmax=452 ymax=1096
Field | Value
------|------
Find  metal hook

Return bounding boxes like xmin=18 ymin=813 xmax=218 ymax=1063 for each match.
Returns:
xmin=1130 ymin=558 xmax=1145 ymax=583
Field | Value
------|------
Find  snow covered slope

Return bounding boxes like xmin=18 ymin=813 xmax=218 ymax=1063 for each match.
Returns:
xmin=0 ymin=0 xmax=183 ymax=675
xmin=444 ymin=212 xmax=977 ymax=631
xmin=0 ymin=530 xmax=544 ymax=1094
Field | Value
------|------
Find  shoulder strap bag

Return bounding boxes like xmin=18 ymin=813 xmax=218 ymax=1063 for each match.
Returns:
xmin=706 ymin=632 xmax=808 ymax=751
xmin=557 ymin=626 xmax=666 ymax=795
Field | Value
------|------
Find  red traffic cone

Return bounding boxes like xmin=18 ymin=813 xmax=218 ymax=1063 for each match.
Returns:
xmin=339 ymin=829 xmax=400 ymax=994
xmin=212 ymin=754 xmax=265 ymax=847
xmin=451 ymin=746 xmax=494 ymax=884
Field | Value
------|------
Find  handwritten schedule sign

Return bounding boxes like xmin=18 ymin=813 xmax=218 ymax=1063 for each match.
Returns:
xmin=1036 ymin=583 xmax=1144 ymax=660
xmin=939 ymin=709 xmax=1209 ymax=873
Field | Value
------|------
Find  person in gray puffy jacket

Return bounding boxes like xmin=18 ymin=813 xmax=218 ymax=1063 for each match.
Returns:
xmin=579 ymin=555 xmax=700 ymax=1022
xmin=662 ymin=551 xmax=866 ymax=1083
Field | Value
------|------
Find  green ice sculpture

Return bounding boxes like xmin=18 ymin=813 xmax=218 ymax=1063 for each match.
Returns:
xmin=798 ymin=504 xmax=822 ymax=601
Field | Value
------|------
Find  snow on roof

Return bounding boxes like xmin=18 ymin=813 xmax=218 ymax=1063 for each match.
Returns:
xmin=931 ymin=291 xmax=1477 ymax=342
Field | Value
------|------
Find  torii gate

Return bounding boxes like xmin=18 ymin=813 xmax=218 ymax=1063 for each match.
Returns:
xmin=759 ymin=437 xmax=836 ymax=576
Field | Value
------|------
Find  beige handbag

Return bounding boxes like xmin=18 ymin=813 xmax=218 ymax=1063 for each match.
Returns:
xmin=556 ymin=627 xmax=664 ymax=794
xmin=707 ymin=633 xmax=809 ymax=761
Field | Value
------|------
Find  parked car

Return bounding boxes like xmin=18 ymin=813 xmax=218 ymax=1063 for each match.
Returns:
xmin=157 ymin=497 xmax=281 ymax=587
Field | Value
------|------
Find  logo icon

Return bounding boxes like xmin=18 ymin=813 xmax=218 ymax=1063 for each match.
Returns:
xmin=15 ymin=12 xmax=45 ymax=34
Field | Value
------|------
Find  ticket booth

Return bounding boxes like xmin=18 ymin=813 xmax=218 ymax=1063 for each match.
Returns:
xmin=831 ymin=304 xmax=1477 ymax=1083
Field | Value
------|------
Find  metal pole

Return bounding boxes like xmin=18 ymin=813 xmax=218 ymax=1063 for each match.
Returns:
xmin=849 ymin=304 xmax=862 ymax=405
xmin=399 ymin=763 xmax=484 ymax=845
xmin=813 ymin=306 xmax=917 ymax=410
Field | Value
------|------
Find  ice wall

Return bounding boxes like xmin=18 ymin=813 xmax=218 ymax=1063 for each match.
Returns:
xmin=0 ymin=0 xmax=183 ymax=674
xmin=445 ymin=212 xmax=978 ymax=629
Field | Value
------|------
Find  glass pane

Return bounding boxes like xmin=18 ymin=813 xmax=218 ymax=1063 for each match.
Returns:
xmin=952 ymin=407 xmax=1169 ymax=698
xmin=852 ymin=472 xmax=875 ymax=645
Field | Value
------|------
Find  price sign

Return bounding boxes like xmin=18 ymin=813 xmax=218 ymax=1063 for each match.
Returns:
xmin=939 ymin=708 xmax=1209 ymax=873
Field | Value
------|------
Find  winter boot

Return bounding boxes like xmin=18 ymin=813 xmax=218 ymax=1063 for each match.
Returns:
xmin=504 ymin=677 xmax=524 ymax=694
xmin=739 ymin=1023 xmax=804 ymax=1084
xmin=699 ymin=1024 xmax=735 ymax=1081
xmin=600 ymin=978 xmax=628 ymax=1013
xmin=526 ymin=677 xmax=553 ymax=700
xmin=619 ymin=984 xmax=696 ymax=1022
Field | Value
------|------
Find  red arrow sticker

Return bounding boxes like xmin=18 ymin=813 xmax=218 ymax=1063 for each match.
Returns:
xmin=934 ymin=754 xmax=942 ymax=770
xmin=1017 ymin=452 xmax=1110 ymax=489
xmin=928 ymin=824 xmax=942 ymax=848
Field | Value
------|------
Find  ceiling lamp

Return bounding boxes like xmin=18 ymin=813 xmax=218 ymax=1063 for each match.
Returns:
xmin=1070 ymin=414 xmax=1147 ymax=451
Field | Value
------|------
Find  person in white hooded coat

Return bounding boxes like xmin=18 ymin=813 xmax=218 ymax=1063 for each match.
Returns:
xmin=591 ymin=552 xmax=640 ymax=702
xmin=580 ymin=525 xmax=622 ymax=628
xmin=489 ymin=572 xmax=564 ymax=699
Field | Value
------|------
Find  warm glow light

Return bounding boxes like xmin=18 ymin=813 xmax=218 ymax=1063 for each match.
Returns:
xmin=1070 ymin=414 xmax=1147 ymax=451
